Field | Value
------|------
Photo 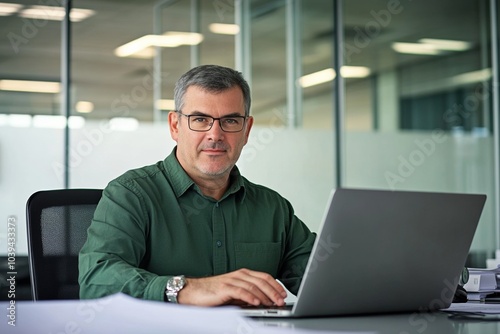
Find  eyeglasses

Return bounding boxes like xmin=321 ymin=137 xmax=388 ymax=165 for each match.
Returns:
xmin=177 ymin=112 xmax=247 ymax=133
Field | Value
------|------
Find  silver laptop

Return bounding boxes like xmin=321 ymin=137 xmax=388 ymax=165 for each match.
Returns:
xmin=242 ymin=188 xmax=486 ymax=318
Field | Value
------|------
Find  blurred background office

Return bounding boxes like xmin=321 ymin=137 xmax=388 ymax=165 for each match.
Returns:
xmin=0 ymin=0 xmax=498 ymax=297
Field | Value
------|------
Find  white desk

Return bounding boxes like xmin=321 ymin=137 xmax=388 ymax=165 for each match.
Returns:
xmin=2 ymin=294 xmax=499 ymax=334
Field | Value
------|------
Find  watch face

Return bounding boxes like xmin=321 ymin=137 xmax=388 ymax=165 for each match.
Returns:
xmin=172 ymin=277 xmax=182 ymax=289
xmin=166 ymin=276 xmax=185 ymax=303
xmin=168 ymin=276 xmax=185 ymax=291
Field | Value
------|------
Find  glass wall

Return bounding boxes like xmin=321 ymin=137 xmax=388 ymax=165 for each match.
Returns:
xmin=0 ymin=0 xmax=64 ymax=259
xmin=241 ymin=0 xmax=335 ymax=231
xmin=341 ymin=0 xmax=496 ymax=265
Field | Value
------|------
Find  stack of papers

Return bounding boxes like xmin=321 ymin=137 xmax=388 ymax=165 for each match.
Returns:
xmin=0 ymin=293 xmax=349 ymax=334
xmin=464 ymin=266 xmax=500 ymax=301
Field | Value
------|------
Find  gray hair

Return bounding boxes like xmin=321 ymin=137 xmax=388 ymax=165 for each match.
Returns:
xmin=174 ymin=65 xmax=251 ymax=116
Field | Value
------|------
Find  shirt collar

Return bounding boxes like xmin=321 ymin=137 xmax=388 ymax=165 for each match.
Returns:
xmin=224 ymin=166 xmax=246 ymax=203
xmin=164 ymin=147 xmax=194 ymax=198
xmin=163 ymin=146 xmax=246 ymax=202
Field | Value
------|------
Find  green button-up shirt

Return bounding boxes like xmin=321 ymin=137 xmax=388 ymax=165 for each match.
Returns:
xmin=79 ymin=148 xmax=316 ymax=301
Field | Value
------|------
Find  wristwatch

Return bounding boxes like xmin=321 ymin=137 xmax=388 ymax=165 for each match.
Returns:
xmin=165 ymin=275 xmax=186 ymax=303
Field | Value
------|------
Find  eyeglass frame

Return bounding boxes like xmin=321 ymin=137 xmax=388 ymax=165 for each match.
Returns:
xmin=176 ymin=111 xmax=249 ymax=133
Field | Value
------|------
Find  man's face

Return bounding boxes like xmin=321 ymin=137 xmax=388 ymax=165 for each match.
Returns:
xmin=169 ymin=85 xmax=253 ymax=181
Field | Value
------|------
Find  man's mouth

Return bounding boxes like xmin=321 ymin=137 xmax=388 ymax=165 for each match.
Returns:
xmin=201 ymin=144 xmax=228 ymax=154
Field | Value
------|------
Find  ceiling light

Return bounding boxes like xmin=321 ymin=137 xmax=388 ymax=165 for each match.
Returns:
xmin=391 ymin=42 xmax=442 ymax=55
xmin=0 ymin=80 xmax=60 ymax=93
xmin=419 ymin=38 xmax=472 ymax=51
xmin=299 ymin=69 xmax=336 ymax=88
xmin=115 ymin=32 xmax=204 ymax=58
xmin=19 ymin=5 xmax=95 ymax=22
xmin=448 ymin=68 xmax=492 ymax=86
xmin=299 ymin=66 xmax=371 ymax=88
xmin=209 ymin=23 xmax=240 ymax=35
xmin=340 ymin=66 xmax=371 ymax=78
xmin=0 ymin=2 xmax=22 ymax=16
xmin=123 ymin=47 xmax=156 ymax=59
xmin=156 ymin=99 xmax=176 ymax=110
xmin=75 ymin=101 xmax=94 ymax=113
xmin=115 ymin=36 xmax=157 ymax=58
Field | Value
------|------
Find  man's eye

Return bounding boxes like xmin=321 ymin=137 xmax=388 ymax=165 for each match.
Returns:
xmin=192 ymin=117 xmax=209 ymax=123
xmin=222 ymin=118 xmax=239 ymax=125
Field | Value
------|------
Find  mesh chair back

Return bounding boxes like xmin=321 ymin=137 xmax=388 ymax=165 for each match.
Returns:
xmin=26 ymin=189 xmax=102 ymax=300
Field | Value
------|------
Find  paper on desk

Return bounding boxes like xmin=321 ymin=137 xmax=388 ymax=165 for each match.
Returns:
xmin=0 ymin=293 xmax=364 ymax=334
xmin=443 ymin=302 xmax=500 ymax=314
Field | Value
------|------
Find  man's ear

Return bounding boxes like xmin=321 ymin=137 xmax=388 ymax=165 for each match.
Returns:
xmin=243 ymin=116 xmax=254 ymax=145
xmin=168 ymin=111 xmax=180 ymax=141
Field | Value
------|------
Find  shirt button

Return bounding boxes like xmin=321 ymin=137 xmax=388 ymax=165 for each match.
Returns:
xmin=216 ymin=241 xmax=222 ymax=247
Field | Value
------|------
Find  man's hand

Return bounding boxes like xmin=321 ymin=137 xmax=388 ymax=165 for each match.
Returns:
xmin=177 ymin=268 xmax=287 ymax=307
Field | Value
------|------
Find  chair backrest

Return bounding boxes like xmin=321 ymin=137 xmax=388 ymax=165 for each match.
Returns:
xmin=26 ymin=189 xmax=102 ymax=301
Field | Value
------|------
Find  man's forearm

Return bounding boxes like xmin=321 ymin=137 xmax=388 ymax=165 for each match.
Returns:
xmin=79 ymin=253 xmax=168 ymax=301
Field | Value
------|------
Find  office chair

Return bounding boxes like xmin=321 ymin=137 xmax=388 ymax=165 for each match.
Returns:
xmin=26 ymin=189 xmax=102 ymax=300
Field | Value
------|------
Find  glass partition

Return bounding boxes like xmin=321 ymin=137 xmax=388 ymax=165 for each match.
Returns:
xmin=342 ymin=0 xmax=496 ymax=266
xmin=0 ymin=0 xmax=64 ymax=257
xmin=238 ymin=0 xmax=335 ymax=231
xmin=70 ymin=0 xmax=173 ymax=189
xmin=300 ymin=0 xmax=335 ymax=130
xmin=249 ymin=1 xmax=287 ymax=126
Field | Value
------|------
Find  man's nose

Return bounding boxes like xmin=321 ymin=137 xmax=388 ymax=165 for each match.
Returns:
xmin=207 ymin=119 xmax=224 ymax=140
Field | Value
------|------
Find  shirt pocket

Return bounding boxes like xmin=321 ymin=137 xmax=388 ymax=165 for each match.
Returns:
xmin=234 ymin=242 xmax=282 ymax=276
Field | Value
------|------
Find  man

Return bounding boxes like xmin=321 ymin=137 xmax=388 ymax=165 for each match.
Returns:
xmin=79 ymin=65 xmax=316 ymax=307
